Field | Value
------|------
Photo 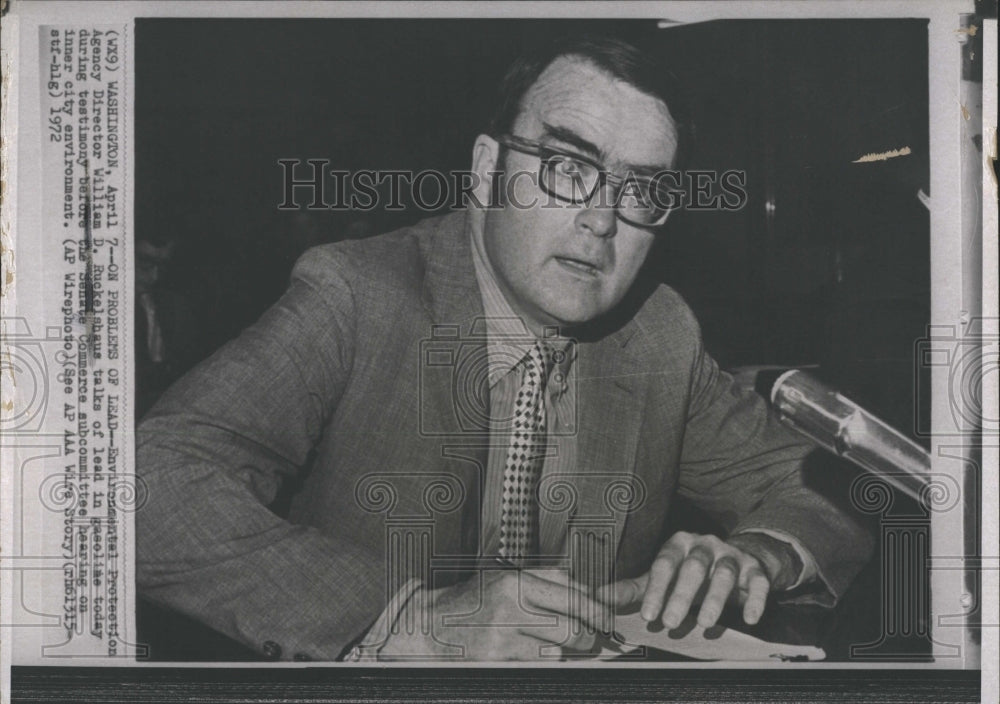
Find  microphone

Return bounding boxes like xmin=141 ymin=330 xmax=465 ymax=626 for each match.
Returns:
xmin=770 ymin=370 xmax=930 ymax=503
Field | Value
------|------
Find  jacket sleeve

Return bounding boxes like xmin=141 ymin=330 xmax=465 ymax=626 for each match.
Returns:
xmin=675 ymin=319 xmax=874 ymax=606
xmin=135 ymin=246 xmax=384 ymax=660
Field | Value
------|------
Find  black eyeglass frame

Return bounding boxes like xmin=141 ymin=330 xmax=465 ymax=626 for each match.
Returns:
xmin=494 ymin=134 xmax=673 ymax=229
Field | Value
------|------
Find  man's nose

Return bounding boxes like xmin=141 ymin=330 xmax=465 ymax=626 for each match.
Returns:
xmin=573 ymin=186 xmax=618 ymax=239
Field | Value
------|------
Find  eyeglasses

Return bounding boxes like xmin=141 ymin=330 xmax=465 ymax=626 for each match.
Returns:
xmin=495 ymin=134 xmax=673 ymax=228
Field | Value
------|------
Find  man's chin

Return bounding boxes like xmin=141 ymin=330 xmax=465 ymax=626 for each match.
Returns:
xmin=538 ymin=305 xmax=609 ymax=333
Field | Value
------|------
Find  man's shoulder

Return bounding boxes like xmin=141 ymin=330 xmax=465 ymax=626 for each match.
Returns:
xmin=290 ymin=212 xmax=464 ymax=294
xmin=622 ymin=278 xmax=703 ymax=363
xmin=632 ymin=278 xmax=700 ymax=335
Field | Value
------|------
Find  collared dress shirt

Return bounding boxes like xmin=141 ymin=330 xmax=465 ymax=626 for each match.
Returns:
xmin=470 ymin=238 xmax=580 ymax=561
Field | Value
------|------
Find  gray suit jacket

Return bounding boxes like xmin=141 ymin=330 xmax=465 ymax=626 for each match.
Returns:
xmin=136 ymin=211 xmax=872 ymax=660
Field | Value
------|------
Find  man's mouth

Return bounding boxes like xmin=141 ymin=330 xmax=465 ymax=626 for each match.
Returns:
xmin=554 ymin=256 xmax=603 ymax=277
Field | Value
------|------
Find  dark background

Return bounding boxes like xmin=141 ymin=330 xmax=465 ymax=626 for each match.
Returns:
xmin=133 ymin=18 xmax=931 ymax=661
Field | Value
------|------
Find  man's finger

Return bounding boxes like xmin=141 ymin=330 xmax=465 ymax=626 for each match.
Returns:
xmin=640 ymin=544 xmax=686 ymax=621
xmin=741 ymin=565 xmax=771 ymax=624
xmin=661 ymin=546 xmax=713 ymax=628
xmin=595 ymin=574 xmax=648 ymax=608
xmin=697 ymin=555 xmax=739 ymax=627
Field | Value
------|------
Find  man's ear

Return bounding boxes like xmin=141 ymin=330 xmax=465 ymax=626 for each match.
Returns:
xmin=470 ymin=134 xmax=500 ymax=207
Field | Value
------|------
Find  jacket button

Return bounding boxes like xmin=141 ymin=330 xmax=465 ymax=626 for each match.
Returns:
xmin=293 ymin=653 xmax=312 ymax=662
xmin=262 ymin=641 xmax=282 ymax=660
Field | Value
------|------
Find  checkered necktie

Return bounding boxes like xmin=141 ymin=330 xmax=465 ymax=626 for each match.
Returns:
xmin=499 ymin=340 xmax=553 ymax=564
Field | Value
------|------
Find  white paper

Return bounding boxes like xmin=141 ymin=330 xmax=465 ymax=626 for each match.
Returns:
xmin=598 ymin=612 xmax=826 ymax=662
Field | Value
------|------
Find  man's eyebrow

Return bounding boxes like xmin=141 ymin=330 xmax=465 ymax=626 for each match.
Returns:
xmin=539 ymin=123 xmax=603 ymax=158
xmin=539 ymin=122 xmax=671 ymax=176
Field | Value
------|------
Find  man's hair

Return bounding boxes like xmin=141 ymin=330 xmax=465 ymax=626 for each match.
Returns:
xmin=489 ymin=34 xmax=692 ymax=169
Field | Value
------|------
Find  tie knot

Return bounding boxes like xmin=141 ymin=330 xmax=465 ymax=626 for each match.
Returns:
xmin=526 ymin=340 xmax=553 ymax=385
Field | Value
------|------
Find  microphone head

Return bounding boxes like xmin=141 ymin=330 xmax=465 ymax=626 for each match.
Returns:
xmin=769 ymin=369 xmax=930 ymax=502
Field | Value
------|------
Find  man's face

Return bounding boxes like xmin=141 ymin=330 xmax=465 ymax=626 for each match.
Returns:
xmin=473 ymin=56 xmax=679 ymax=334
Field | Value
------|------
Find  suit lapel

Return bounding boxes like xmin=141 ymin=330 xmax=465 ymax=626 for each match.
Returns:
xmin=409 ymin=213 xmax=490 ymax=559
xmin=538 ymin=323 xmax=647 ymax=577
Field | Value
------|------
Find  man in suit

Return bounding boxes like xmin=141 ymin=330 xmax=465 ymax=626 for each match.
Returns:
xmin=136 ymin=35 xmax=872 ymax=661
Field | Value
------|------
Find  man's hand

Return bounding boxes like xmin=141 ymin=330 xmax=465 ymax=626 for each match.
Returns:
xmin=597 ymin=531 xmax=802 ymax=630
xmin=380 ymin=568 xmax=607 ymax=661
